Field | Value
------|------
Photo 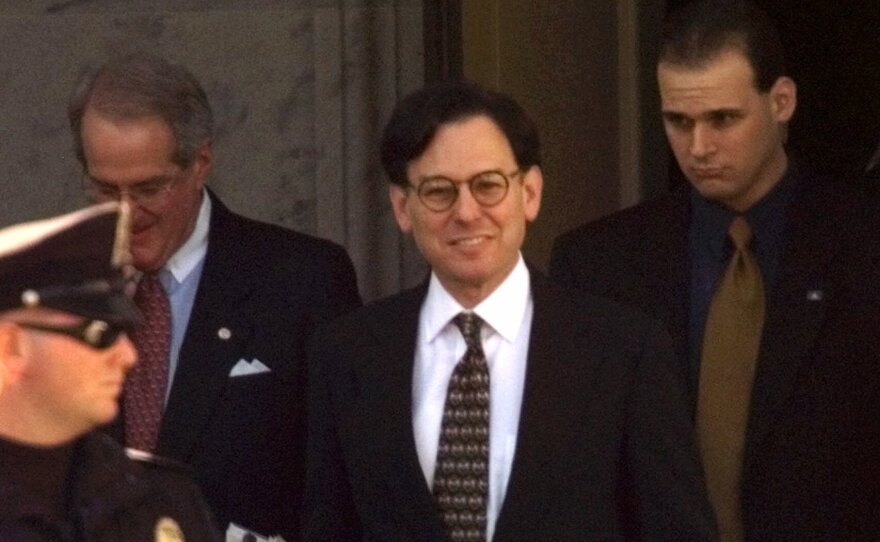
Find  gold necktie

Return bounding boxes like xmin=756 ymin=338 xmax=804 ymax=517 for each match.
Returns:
xmin=697 ymin=216 xmax=765 ymax=542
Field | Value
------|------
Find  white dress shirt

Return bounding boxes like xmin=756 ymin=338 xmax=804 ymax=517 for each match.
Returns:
xmin=412 ymin=255 xmax=533 ymax=542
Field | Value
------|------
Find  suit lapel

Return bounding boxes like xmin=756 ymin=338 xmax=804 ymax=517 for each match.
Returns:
xmin=606 ymin=190 xmax=692 ymax=367
xmin=157 ymin=195 xmax=255 ymax=459
xmin=493 ymin=274 xmax=604 ymax=537
xmin=745 ymin=178 xmax=835 ymax=464
xmin=648 ymin=191 xmax=692 ymax=370
xmin=622 ymin=190 xmax=692 ymax=401
xmin=357 ymin=286 xmax=446 ymax=540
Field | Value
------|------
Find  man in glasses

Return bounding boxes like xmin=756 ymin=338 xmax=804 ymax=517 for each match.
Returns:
xmin=303 ymin=81 xmax=715 ymax=541
xmin=67 ymin=52 xmax=362 ymax=540
xmin=0 ymin=202 xmax=219 ymax=540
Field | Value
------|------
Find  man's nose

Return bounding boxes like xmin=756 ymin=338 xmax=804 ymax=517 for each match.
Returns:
xmin=689 ymin=124 xmax=715 ymax=158
xmin=450 ymin=183 xmax=482 ymax=220
xmin=115 ymin=334 xmax=138 ymax=370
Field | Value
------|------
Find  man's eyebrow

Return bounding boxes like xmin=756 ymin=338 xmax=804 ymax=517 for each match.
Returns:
xmin=87 ymin=174 xmax=172 ymax=186
xmin=418 ymin=169 xmax=507 ymax=182
xmin=418 ymin=174 xmax=455 ymax=182
xmin=706 ymin=108 xmax=742 ymax=117
xmin=661 ymin=110 xmax=691 ymax=120
xmin=661 ymin=108 xmax=742 ymax=120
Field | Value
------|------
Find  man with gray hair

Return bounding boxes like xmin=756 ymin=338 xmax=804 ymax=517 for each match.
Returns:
xmin=69 ymin=52 xmax=361 ymax=540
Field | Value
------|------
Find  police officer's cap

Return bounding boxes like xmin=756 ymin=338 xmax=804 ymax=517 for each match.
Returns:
xmin=0 ymin=201 xmax=141 ymax=327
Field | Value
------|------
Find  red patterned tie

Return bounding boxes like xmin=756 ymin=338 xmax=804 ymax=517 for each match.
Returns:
xmin=124 ymin=272 xmax=171 ymax=452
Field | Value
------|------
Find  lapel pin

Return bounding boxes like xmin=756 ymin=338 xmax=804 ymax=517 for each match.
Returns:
xmin=806 ymin=289 xmax=823 ymax=302
xmin=217 ymin=327 xmax=232 ymax=340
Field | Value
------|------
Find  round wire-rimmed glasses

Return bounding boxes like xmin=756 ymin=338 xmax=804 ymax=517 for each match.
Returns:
xmin=410 ymin=169 xmax=522 ymax=212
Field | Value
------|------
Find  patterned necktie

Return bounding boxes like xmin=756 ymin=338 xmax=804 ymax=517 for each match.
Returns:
xmin=697 ymin=216 xmax=766 ymax=542
xmin=124 ymin=272 xmax=171 ymax=452
xmin=433 ymin=312 xmax=490 ymax=542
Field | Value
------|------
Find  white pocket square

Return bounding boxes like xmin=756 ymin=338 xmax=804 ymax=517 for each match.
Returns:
xmin=226 ymin=522 xmax=287 ymax=542
xmin=228 ymin=358 xmax=272 ymax=377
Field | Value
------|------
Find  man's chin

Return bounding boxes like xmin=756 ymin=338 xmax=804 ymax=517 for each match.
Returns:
xmin=693 ymin=180 xmax=735 ymax=201
xmin=130 ymin=249 xmax=161 ymax=273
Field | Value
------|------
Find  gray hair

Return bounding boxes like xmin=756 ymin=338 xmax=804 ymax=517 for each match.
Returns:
xmin=68 ymin=52 xmax=214 ymax=169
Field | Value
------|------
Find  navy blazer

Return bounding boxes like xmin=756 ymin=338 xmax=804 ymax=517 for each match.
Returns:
xmin=550 ymin=174 xmax=880 ymax=541
xmin=304 ymin=271 xmax=716 ymax=541
xmin=113 ymin=192 xmax=361 ymax=540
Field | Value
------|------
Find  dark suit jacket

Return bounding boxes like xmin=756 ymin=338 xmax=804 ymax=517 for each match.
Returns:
xmin=111 ymin=192 xmax=361 ymax=540
xmin=304 ymin=271 xmax=716 ymax=541
xmin=550 ymin=174 xmax=880 ymax=541
xmin=0 ymin=432 xmax=221 ymax=542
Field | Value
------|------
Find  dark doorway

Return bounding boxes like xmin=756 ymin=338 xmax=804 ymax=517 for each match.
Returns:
xmin=423 ymin=0 xmax=463 ymax=83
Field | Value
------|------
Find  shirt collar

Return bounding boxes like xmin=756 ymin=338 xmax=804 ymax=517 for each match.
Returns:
xmin=690 ymin=161 xmax=796 ymax=259
xmin=163 ymin=188 xmax=211 ymax=284
xmin=421 ymin=255 xmax=531 ymax=343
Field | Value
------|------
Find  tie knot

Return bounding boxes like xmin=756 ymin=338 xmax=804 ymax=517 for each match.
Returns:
xmin=139 ymin=272 xmax=163 ymax=288
xmin=728 ymin=216 xmax=753 ymax=250
xmin=453 ymin=312 xmax=483 ymax=349
xmin=134 ymin=272 xmax=167 ymax=307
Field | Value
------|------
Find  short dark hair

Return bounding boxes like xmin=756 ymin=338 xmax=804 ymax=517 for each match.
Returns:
xmin=659 ymin=0 xmax=787 ymax=92
xmin=68 ymin=52 xmax=214 ymax=169
xmin=380 ymin=80 xmax=541 ymax=186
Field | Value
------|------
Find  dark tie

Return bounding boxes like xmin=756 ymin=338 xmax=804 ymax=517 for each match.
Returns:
xmin=433 ymin=312 xmax=490 ymax=542
xmin=697 ymin=216 xmax=765 ymax=542
xmin=124 ymin=272 xmax=171 ymax=452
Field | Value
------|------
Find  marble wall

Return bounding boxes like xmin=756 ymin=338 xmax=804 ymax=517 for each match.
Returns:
xmin=0 ymin=0 xmax=426 ymax=301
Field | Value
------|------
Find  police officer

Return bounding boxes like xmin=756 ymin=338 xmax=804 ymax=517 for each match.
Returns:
xmin=0 ymin=202 xmax=220 ymax=541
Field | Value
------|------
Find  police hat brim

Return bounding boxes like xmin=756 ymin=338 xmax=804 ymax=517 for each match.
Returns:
xmin=0 ymin=202 xmax=141 ymax=327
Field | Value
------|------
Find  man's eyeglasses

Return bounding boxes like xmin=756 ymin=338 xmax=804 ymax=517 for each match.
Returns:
xmin=20 ymin=319 xmax=126 ymax=350
xmin=410 ymin=169 xmax=521 ymax=212
xmin=82 ymin=169 xmax=186 ymax=208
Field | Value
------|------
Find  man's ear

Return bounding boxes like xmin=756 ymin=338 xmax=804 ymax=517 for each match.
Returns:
xmin=191 ymin=141 xmax=213 ymax=190
xmin=389 ymin=184 xmax=414 ymax=234
xmin=769 ymin=76 xmax=797 ymax=123
xmin=522 ymin=165 xmax=543 ymax=223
